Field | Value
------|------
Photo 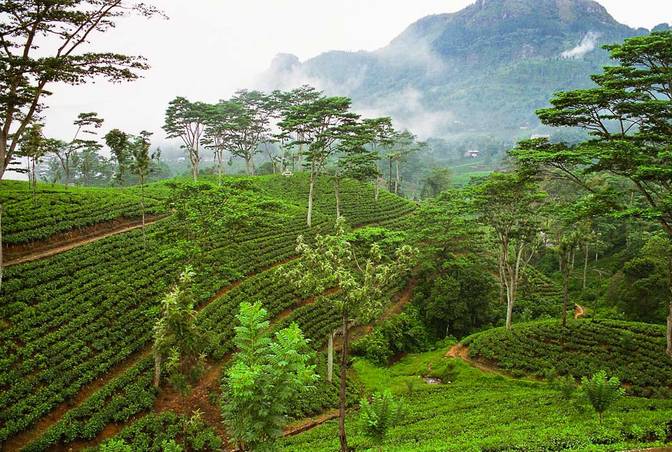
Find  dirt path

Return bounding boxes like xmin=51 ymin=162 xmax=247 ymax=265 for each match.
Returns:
xmin=574 ymin=304 xmax=585 ymax=319
xmin=283 ymin=409 xmax=339 ymax=437
xmin=4 ymin=215 xmax=166 ymax=266
xmin=446 ymin=344 xmax=504 ymax=374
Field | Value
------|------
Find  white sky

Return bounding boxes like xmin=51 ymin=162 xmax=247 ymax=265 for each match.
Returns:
xmin=41 ymin=0 xmax=672 ymax=144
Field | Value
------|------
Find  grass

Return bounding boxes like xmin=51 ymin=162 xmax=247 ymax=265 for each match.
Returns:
xmin=280 ymin=345 xmax=672 ymax=451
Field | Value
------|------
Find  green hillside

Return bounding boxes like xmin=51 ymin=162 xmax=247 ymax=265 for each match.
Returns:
xmin=280 ymin=345 xmax=672 ymax=451
xmin=0 ymin=174 xmax=415 ymax=450
xmin=464 ymin=319 xmax=672 ymax=397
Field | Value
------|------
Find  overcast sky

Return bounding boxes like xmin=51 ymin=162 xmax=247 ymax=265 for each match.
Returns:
xmin=41 ymin=0 xmax=672 ymax=145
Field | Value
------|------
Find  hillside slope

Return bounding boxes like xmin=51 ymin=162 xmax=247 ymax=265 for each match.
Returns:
xmin=463 ymin=319 xmax=672 ymax=397
xmin=260 ymin=0 xmax=669 ymax=139
xmin=280 ymin=347 xmax=672 ymax=451
xmin=0 ymin=174 xmax=415 ymax=450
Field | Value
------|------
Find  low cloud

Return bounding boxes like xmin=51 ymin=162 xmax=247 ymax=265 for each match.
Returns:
xmin=355 ymin=86 xmax=455 ymax=139
xmin=561 ymin=32 xmax=601 ymax=59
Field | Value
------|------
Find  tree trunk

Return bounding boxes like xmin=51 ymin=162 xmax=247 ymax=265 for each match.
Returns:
xmin=388 ymin=158 xmax=393 ymax=192
xmin=395 ymin=160 xmax=400 ymax=195
xmin=307 ymin=170 xmax=315 ymax=227
xmin=338 ymin=314 xmax=349 ymax=452
xmin=327 ymin=332 xmax=334 ymax=383
xmin=153 ymin=352 xmax=161 ymax=388
xmin=374 ymin=179 xmax=379 ymax=202
xmin=245 ymin=156 xmax=255 ymax=175
xmin=217 ymin=151 xmax=224 ymax=186
xmin=505 ymin=284 xmax=514 ymax=330
xmin=0 ymin=138 xmax=7 ymax=181
xmin=583 ymin=243 xmax=589 ymax=291
xmin=335 ymin=176 xmax=341 ymax=220
xmin=191 ymin=149 xmax=199 ymax=181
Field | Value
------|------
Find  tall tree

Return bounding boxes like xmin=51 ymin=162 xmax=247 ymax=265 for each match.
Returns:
xmin=105 ymin=128 xmax=131 ymax=184
xmin=383 ymin=130 xmax=425 ymax=195
xmin=285 ymin=218 xmax=416 ymax=452
xmin=472 ymin=173 xmax=545 ymax=330
xmin=128 ymin=131 xmax=159 ymax=242
xmin=18 ymin=123 xmax=47 ymax=192
xmin=273 ymin=86 xmax=322 ymax=173
xmin=512 ymin=31 xmax=672 ymax=355
xmin=225 ymin=90 xmax=275 ymax=175
xmin=222 ymin=302 xmax=317 ymax=451
xmin=0 ymin=0 xmax=161 ymax=180
xmin=361 ymin=117 xmax=394 ymax=202
xmin=163 ymin=97 xmax=209 ymax=181
xmin=278 ymin=96 xmax=359 ymax=227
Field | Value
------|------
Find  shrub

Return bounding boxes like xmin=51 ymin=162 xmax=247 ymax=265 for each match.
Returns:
xmin=99 ymin=439 xmax=132 ymax=452
xmin=359 ymin=390 xmax=404 ymax=446
xmin=554 ymin=375 xmax=577 ymax=400
xmin=581 ymin=371 xmax=625 ymax=423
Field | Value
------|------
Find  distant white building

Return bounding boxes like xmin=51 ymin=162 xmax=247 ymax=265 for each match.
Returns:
xmin=531 ymin=134 xmax=550 ymax=140
xmin=464 ymin=150 xmax=480 ymax=158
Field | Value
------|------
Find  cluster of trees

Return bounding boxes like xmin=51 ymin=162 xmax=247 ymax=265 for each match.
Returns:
xmin=414 ymin=31 xmax=672 ymax=356
xmin=15 ymin=113 xmax=168 ymax=189
xmin=162 ymin=88 xmax=428 ymax=226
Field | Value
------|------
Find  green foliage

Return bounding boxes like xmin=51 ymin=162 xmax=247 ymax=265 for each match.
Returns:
xmin=0 ymin=180 xmax=168 ymax=244
xmin=281 ymin=346 xmax=672 ymax=451
xmin=554 ymin=375 xmax=578 ymax=400
xmin=581 ymin=371 xmax=625 ymax=423
xmin=359 ymin=390 xmax=404 ymax=446
xmin=352 ymin=305 xmax=431 ymax=365
xmin=99 ymin=439 xmax=132 ymax=452
xmin=415 ymin=256 xmax=498 ymax=338
xmin=4 ymin=175 xmax=414 ymax=448
xmin=96 ymin=411 xmax=221 ymax=452
xmin=222 ymin=302 xmax=318 ymax=451
xmin=465 ymin=319 xmax=672 ymax=397
xmin=153 ymin=267 xmax=208 ymax=392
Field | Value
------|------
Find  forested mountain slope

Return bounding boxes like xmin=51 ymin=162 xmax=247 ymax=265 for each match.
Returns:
xmin=261 ymin=0 xmax=669 ymax=139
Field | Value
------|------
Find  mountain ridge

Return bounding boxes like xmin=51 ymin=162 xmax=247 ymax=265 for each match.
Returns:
xmin=259 ymin=0 xmax=668 ymax=141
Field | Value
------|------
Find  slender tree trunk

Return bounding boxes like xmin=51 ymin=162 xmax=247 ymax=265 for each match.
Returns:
xmin=327 ymin=331 xmax=334 ymax=383
xmin=307 ymin=169 xmax=315 ymax=227
xmin=217 ymin=151 xmax=224 ymax=186
xmin=153 ymin=352 xmax=161 ymax=388
xmin=498 ymin=253 xmax=506 ymax=305
xmin=374 ymin=179 xmax=380 ymax=202
xmin=395 ymin=160 xmax=400 ymax=195
xmin=505 ymin=283 xmax=514 ymax=330
xmin=191 ymin=149 xmax=199 ymax=181
xmin=338 ymin=314 xmax=349 ymax=452
xmin=583 ymin=242 xmax=589 ymax=291
xmin=0 ymin=139 xmax=7 ymax=181
xmin=388 ymin=157 xmax=393 ymax=191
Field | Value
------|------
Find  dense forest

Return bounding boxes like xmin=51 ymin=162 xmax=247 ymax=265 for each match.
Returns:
xmin=0 ymin=1 xmax=671 ymax=451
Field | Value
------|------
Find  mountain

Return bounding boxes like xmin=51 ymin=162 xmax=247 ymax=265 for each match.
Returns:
xmin=259 ymin=0 xmax=667 ymax=142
